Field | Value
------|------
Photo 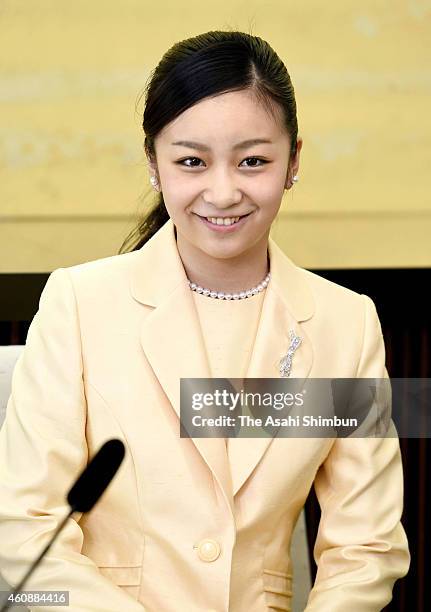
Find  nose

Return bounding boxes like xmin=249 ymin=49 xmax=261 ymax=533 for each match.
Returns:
xmin=202 ymin=168 xmax=242 ymax=209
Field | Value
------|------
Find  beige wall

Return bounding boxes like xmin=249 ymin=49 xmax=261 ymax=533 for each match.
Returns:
xmin=1 ymin=0 xmax=430 ymax=272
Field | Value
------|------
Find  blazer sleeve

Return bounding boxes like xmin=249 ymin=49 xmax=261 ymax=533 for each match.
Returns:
xmin=0 ymin=268 xmax=146 ymax=611
xmin=304 ymin=294 xmax=410 ymax=611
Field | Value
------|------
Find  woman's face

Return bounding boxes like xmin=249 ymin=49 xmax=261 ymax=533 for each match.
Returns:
xmin=149 ymin=89 xmax=301 ymax=260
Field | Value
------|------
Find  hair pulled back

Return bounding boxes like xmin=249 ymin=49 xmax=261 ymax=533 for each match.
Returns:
xmin=118 ymin=29 xmax=298 ymax=254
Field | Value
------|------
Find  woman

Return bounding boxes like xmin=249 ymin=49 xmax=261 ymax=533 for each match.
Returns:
xmin=0 ymin=30 xmax=409 ymax=611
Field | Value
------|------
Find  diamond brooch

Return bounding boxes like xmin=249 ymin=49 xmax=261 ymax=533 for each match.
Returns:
xmin=279 ymin=329 xmax=302 ymax=377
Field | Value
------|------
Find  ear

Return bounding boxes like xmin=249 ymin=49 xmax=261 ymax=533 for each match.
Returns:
xmin=146 ymin=159 xmax=160 ymax=185
xmin=147 ymin=160 xmax=158 ymax=175
xmin=285 ymin=137 xmax=303 ymax=189
xmin=291 ymin=137 xmax=303 ymax=174
xmin=144 ymin=143 xmax=158 ymax=174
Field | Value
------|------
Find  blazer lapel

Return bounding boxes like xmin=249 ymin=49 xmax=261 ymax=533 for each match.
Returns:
xmin=130 ymin=218 xmax=315 ymax=514
xmin=227 ymin=237 xmax=314 ymax=496
xmin=130 ymin=220 xmax=235 ymax=516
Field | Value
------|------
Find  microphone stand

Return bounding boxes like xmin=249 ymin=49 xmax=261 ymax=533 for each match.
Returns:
xmin=0 ymin=438 xmax=125 ymax=612
xmin=0 ymin=508 xmax=75 ymax=612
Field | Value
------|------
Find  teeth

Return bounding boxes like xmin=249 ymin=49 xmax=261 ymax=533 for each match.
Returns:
xmin=206 ymin=216 xmax=240 ymax=226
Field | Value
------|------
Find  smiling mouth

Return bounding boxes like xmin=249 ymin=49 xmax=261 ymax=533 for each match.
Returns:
xmin=196 ymin=212 xmax=252 ymax=219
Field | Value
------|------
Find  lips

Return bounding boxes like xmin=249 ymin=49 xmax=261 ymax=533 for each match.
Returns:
xmin=196 ymin=212 xmax=252 ymax=219
xmin=196 ymin=210 xmax=254 ymax=233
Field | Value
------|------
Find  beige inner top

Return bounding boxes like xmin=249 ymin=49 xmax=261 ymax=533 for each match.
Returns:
xmin=191 ymin=289 xmax=266 ymax=450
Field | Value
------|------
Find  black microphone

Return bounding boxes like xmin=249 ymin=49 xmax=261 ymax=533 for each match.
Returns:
xmin=0 ymin=439 xmax=125 ymax=612
xmin=67 ymin=438 xmax=125 ymax=512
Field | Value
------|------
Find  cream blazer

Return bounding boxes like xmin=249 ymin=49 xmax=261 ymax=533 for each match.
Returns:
xmin=0 ymin=218 xmax=410 ymax=612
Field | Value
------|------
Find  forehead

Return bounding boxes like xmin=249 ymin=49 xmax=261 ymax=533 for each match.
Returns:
xmin=157 ymin=90 xmax=286 ymax=145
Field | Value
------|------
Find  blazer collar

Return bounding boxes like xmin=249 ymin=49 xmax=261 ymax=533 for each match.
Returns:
xmin=130 ymin=218 xmax=315 ymax=519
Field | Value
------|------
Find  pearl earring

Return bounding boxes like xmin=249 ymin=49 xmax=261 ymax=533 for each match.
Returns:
xmin=150 ymin=176 xmax=160 ymax=190
xmin=285 ymin=174 xmax=299 ymax=190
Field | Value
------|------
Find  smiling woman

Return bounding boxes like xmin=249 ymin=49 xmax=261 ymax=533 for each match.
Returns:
xmin=119 ymin=36 xmax=302 ymax=293
xmin=0 ymin=28 xmax=409 ymax=612
xmin=114 ymin=31 xmax=409 ymax=609
xmin=118 ymin=30 xmax=302 ymax=293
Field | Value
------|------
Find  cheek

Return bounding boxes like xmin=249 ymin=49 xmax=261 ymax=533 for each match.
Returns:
xmin=162 ymin=191 xmax=193 ymax=219
xmin=163 ymin=179 xmax=197 ymax=208
xmin=256 ymin=189 xmax=283 ymax=218
xmin=251 ymin=176 xmax=284 ymax=200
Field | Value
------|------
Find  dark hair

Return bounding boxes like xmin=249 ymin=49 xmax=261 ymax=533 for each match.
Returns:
xmin=118 ymin=28 xmax=298 ymax=254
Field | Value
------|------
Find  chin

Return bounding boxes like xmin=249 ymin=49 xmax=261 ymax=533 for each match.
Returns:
xmin=202 ymin=244 xmax=250 ymax=260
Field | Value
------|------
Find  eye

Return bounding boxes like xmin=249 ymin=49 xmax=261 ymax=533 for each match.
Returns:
xmin=175 ymin=156 xmax=268 ymax=168
xmin=176 ymin=157 xmax=203 ymax=168
xmin=241 ymin=157 xmax=268 ymax=168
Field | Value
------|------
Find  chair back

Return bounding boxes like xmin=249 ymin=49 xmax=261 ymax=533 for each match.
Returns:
xmin=0 ymin=345 xmax=24 ymax=429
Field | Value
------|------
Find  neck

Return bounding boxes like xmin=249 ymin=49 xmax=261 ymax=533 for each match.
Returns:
xmin=175 ymin=229 xmax=270 ymax=293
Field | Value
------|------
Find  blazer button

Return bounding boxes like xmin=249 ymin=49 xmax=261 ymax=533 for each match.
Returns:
xmin=195 ymin=538 xmax=221 ymax=562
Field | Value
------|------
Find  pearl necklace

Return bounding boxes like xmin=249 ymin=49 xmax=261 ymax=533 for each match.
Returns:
xmin=187 ymin=271 xmax=271 ymax=300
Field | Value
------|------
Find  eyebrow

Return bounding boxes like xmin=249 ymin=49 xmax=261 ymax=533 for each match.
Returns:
xmin=170 ymin=138 xmax=273 ymax=152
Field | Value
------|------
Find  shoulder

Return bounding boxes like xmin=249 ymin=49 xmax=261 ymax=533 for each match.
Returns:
xmin=285 ymin=257 xmax=371 ymax=322
xmin=46 ymin=250 xmax=140 ymax=304
xmin=294 ymin=265 xmax=379 ymax=344
xmin=270 ymin=239 xmax=369 ymax=324
xmin=66 ymin=250 xmax=138 ymax=278
xmin=300 ymin=266 xmax=365 ymax=306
